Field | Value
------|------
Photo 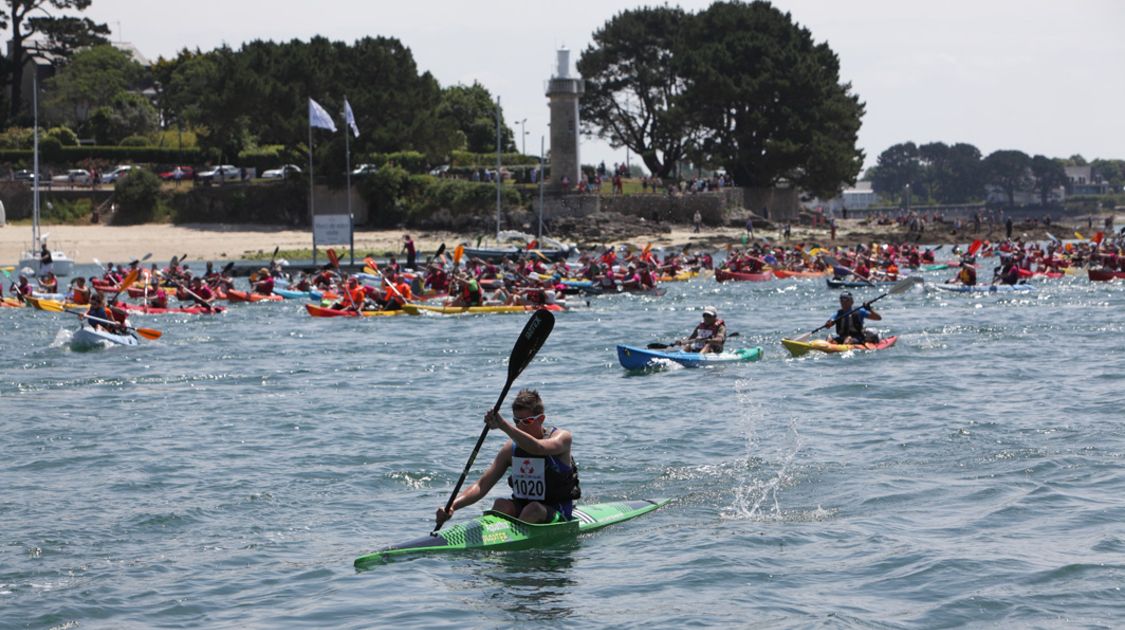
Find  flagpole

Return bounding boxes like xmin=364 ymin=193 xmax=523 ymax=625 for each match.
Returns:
xmin=345 ymin=97 xmax=354 ymax=267
xmin=495 ymin=95 xmax=501 ymax=241
xmin=309 ymin=106 xmax=316 ymax=266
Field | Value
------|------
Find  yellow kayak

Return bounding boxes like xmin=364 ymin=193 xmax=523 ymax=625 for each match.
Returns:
xmin=25 ymin=296 xmax=89 ymax=312
xmin=781 ymin=336 xmax=898 ymax=357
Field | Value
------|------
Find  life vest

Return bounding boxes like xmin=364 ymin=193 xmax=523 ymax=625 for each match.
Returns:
xmin=508 ymin=427 xmax=581 ymax=506
xmin=690 ymin=318 xmax=725 ymax=351
xmin=71 ymin=286 xmax=90 ymax=305
xmin=834 ymin=309 xmax=865 ymax=341
xmin=958 ymin=267 xmax=976 ymax=286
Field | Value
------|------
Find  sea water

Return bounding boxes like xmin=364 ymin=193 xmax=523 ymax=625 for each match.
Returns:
xmin=2 ymin=264 xmax=1123 ymax=628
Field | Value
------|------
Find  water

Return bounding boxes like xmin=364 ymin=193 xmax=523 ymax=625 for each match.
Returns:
xmin=3 ymin=265 xmax=1124 ymax=628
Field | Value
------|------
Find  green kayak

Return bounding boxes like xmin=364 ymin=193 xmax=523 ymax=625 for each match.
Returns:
xmin=355 ymin=498 xmax=671 ymax=569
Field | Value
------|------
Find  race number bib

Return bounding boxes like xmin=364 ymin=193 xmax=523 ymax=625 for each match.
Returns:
xmin=511 ymin=457 xmax=546 ymax=500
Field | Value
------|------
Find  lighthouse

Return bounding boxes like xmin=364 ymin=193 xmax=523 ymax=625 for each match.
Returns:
xmin=546 ymin=48 xmax=584 ymax=191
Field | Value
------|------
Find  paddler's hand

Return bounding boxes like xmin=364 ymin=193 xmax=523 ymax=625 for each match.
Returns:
xmin=484 ymin=409 xmax=505 ymax=430
xmin=863 ymin=302 xmax=873 ymax=311
xmin=435 ymin=506 xmax=454 ymax=527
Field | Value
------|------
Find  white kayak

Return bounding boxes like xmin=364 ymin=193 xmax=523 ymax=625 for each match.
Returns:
xmin=71 ymin=325 xmax=139 ymax=349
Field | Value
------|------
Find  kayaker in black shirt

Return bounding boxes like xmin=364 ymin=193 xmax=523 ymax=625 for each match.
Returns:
xmin=827 ymin=291 xmax=881 ymax=344
xmin=436 ymin=389 xmax=579 ymax=526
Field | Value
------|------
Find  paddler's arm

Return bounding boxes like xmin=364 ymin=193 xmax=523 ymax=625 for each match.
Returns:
xmin=862 ymin=303 xmax=882 ymax=321
xmin=486 ymin=410 xmax=571 ymax=457
xmin=435 ymin=443 xmax=510 ymax=526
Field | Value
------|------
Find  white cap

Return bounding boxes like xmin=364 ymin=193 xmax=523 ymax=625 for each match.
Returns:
xmin=703 ymin=306 xmax=717 ymax=317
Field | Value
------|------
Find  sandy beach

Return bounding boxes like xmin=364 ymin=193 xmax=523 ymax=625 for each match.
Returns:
xmin=0 ymin=217 xmax=1077 ymax=267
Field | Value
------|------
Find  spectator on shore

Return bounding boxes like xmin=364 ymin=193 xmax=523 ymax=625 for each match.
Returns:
xmin=693 ymin=210 xmax=702 ymax=233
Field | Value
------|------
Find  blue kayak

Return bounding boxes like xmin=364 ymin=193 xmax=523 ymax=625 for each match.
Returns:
xmin=616 ymin=344 xmax=763 ymax=370
xmin=274 ymin=288 xmax=312 ymax=299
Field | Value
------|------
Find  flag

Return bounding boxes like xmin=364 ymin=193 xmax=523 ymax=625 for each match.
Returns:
xmin=344 ymin=98 xmax=359 ymax=138
xmin=308 ymin=98 xmax=337 ymax=132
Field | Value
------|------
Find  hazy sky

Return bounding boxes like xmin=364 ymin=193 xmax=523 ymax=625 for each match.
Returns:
xmin=84 ymin=0 xmax=1124 ymax=173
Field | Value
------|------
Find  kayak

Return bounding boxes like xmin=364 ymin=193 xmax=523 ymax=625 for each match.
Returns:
xmin=71 ymin=325 xmax=139 ymax=349
xmin=772 ymin=269 xmax=830 ymax=279
xmin=354 ymin=498 xmax=670 ymax=568
xmin=781 ymin=335 xmax=898 ymax=357
xmin=932 ymin=283 xmax=1035 ymax=293
xmin=616 ymin=345 xmax=763 ymax=370
xmin=826 ymin=278 xmax=898 ymax=289
xmin=1088 ymin=269 xmax=1125 ymax=281
xmin=403 ymin=303 xmax=565 ymax=315
xmin=715 ymin=269 xmax=773 ymax=282
xmin=226 ymin=289 xmax=284 ymax=303
xmin=1 ymin=296 xmax=25 ymax=308
xmin=25 ymin=296 xmax=88 ymax=312
xmin=274 ymin=287 xmax=314 ymax=299
xmin=304 ymin=304 xmax=409 ymax=318
xmin=119 ymin=302 xmax=225 ymax=315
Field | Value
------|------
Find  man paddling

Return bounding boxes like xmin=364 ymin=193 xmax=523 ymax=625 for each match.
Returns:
xmin=435 ymin=389 xmax=580 ymax=526
xmin=949 ymin=260 xmax=977 ymax=286
xmin=826 ymin=291 xmax=881 ymax=344
xmin=681 ymin=305 xmax=726 ymax=353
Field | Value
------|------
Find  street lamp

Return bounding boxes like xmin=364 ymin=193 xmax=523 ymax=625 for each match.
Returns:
xmin=518 ymin=118 xmax=527 ymax=156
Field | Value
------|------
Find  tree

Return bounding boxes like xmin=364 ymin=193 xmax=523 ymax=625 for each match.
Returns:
xmin=44 ymin=44 xmax=144 ymax=128
xmin=577 ymin=5 xmax=695 ymax=179
xmin=438 ymin=83 xmax=512 ymax=153
xmin=87 ymin=91 xmax=157 ymax=144
xmin=870 ymin=142 xmax=921 ymax=203
xmin=918 ymin=141 xmax=949 ymax=202
xmin=682 ymin=1 xmax=864 ymax=196
xmin=2 ymin=0 xmax=110 ymax=120
xmin=944 ymin=143 xmax=985 ymax=203
xmin=1029 ymin=154 xmax=1066 ymax=207
xmin=983 ymin=149 xmax=1031 ymax=208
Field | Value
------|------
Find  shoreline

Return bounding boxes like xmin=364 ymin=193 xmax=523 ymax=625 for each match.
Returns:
xmin=0 ymin=217 xmax=1111 ymax=267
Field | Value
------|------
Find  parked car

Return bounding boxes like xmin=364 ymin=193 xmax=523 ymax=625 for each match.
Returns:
xmin=351 ymin=163 xmax=377 ymax=177
xmin=428 ymin=164 xmax=450 ymax=176
xmin=13 ymin=169 xmax=43 ymax=183
xmin=261 ymin=164 xmax=302 ymax=179
xmin=197 ymin=165 xmax=241 ymax=182
xmin=99 ymin=165 xmax=134 ymax=183
xmin=51 ymin=169 xmax=92 ymax=185
xmin=159 ymin=166 xmax=194 ymax=181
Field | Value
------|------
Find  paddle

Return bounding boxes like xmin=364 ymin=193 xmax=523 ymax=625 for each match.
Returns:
xmin=791 ymin=276 xmax=922 ymax=343
xmin=967 ymin=239 xmax=983 ymax=257
xmin=425 ymin=243 xmax=446 ymax=269
xmin=823 ymin=255 xmax=875 ymax=287
xmin=454 ymin=244 xmax=464 ymax=266
xmin=648 ymin=332 xmax=740 ymax=350
xmin=434 ymin=309 xmax=555 ymax=534
xmin=109 ymin=268 xmax=140 ymax=307
xmin=364 ymin=256 xmax=411 ymax=308
xmin=35 ymin=300 xmax=162 ymax=340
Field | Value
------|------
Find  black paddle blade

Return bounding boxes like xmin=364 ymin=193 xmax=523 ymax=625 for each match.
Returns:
xmin=505 ymin=309 xmax=554 ymax=386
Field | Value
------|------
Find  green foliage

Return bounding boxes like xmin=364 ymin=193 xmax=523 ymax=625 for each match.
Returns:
xmin=45 ymin=44 xmax=146 ymax=129
xmin=88 ymin=92 xmax=159 ymax=145
xmin=1030 ymin=154 xmax=1067 ymax=206
xmin=119 ymin=135 xmax=149 ymax=147
xmin=46 ymin=126 xmax=78 ymax=146
xmin=579 ymin=2 xmax=865 ymax=196
xmin=41 ymin=197 xmax=92 ymax=224
xmin=112 ymin=168 xmax=163 ymax=224
xmin=407 ymin=176 xmax=520 ymax=220
xmin=0 ymin=126 xmax=36 ymax=148
xmin=449 ymin=150 xmax=538 ymax=167
xmin=38 ymin=135 xmax=63 ymax=161
xmin=871 ymin=141 xmax=985 ymax=204
xmin=983 ymin=150 xmax=1032 ymax=208
xmin=578 ymin=5 xmax=694 ymax=179
xmin=357 ymin=163 xmax=413 ymax=227
xmin=438 ymin=83 xmax=514 ymax=153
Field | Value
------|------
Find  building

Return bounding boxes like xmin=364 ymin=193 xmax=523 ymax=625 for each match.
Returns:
xmin=1064 ymin=165 xmax=1110 ymax=195
xmin=803 ymin=181 xmax=879 ymax=214
xmin=545 ymin=49 xmax=584 ymax=191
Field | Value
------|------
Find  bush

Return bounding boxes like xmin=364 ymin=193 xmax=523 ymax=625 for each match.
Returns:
xmin=168 ymin=179 xmax=307 ymax=225
xmin=38 ymin=136 xmax=64 ymax=161
xmin=41 ymin=198 xmax=93 ymax=223
xmin=112 ymin=168 xmax=163 ymax=224
xmin=357 ymin=163 xmax=412 ymax=227
xmin=46 ymin=126 xmax=79 ymax=146
xmin=119 ymin=135 xmax=149 ymax=147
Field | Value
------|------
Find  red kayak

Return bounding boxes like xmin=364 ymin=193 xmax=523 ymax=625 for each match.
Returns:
xmin=226 ymin=289 xmax=284 ymax=303
xmin=119 ymin=302 xmax=226 ymax=315
xmin=716 ymin=269 xmax=773 ymax=282
xmin=772 ymin=269 xmax=829 ymax=279
xmin=1088 ymin=268 xmax=1125 ymax=281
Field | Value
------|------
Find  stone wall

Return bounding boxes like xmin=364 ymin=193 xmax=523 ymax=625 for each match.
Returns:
xmin=742 ymin=187 xmax=800 ymax=221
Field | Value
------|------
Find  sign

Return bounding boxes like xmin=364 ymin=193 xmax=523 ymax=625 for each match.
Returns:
xmin=313 ymin=214 xmax=351 ymax=245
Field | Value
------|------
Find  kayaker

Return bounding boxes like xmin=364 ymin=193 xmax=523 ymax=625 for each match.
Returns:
xmin=826 ymin=291 xmax=881 ymax=344
xmin=38 ymin=271 xmax=58 ymax=294
xmin=252 ymin=267 xmax=275 ymax=295
xmin=993 ymin=257 xmax=1020 ymax=286
xmin=84 ymin=292 xmax=127 ymax=334
xmin=381 ymin=272 xmax=413 ymax=310
xmin=950 ymin=261 xmax=977 ymax=286
xmin=435 ymin=389 xmax=580 ymax=527
xmin=682 ymin=306 xmax=726 ymax=353
xmin=70 ymin=277 xmax=91 ymax=305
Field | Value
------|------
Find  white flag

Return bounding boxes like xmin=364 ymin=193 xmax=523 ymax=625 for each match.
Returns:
xmin=344 ymin=98 xmax=359 ymax=138
xmin=308 ymin=98 xmax=337 ymax=132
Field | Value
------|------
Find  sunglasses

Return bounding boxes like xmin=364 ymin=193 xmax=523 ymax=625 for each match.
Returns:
xmin=513 ymin=413 xmax=544 ymax=425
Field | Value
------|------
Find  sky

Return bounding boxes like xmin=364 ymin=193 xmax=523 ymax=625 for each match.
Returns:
xmin=83 ymin=0 xmax=1124 ymax=174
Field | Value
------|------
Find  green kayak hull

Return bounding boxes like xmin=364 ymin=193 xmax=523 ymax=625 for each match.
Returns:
xmin=355 ymin=498 xmax=671 ymax=568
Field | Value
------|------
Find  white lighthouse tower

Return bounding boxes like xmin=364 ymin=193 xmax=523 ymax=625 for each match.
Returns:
xmin=546 ymin=48 xmax=584 ymax=191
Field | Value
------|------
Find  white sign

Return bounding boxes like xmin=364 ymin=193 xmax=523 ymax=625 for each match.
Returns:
xmin=314 ymin=214 xmax=351 ymax=245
